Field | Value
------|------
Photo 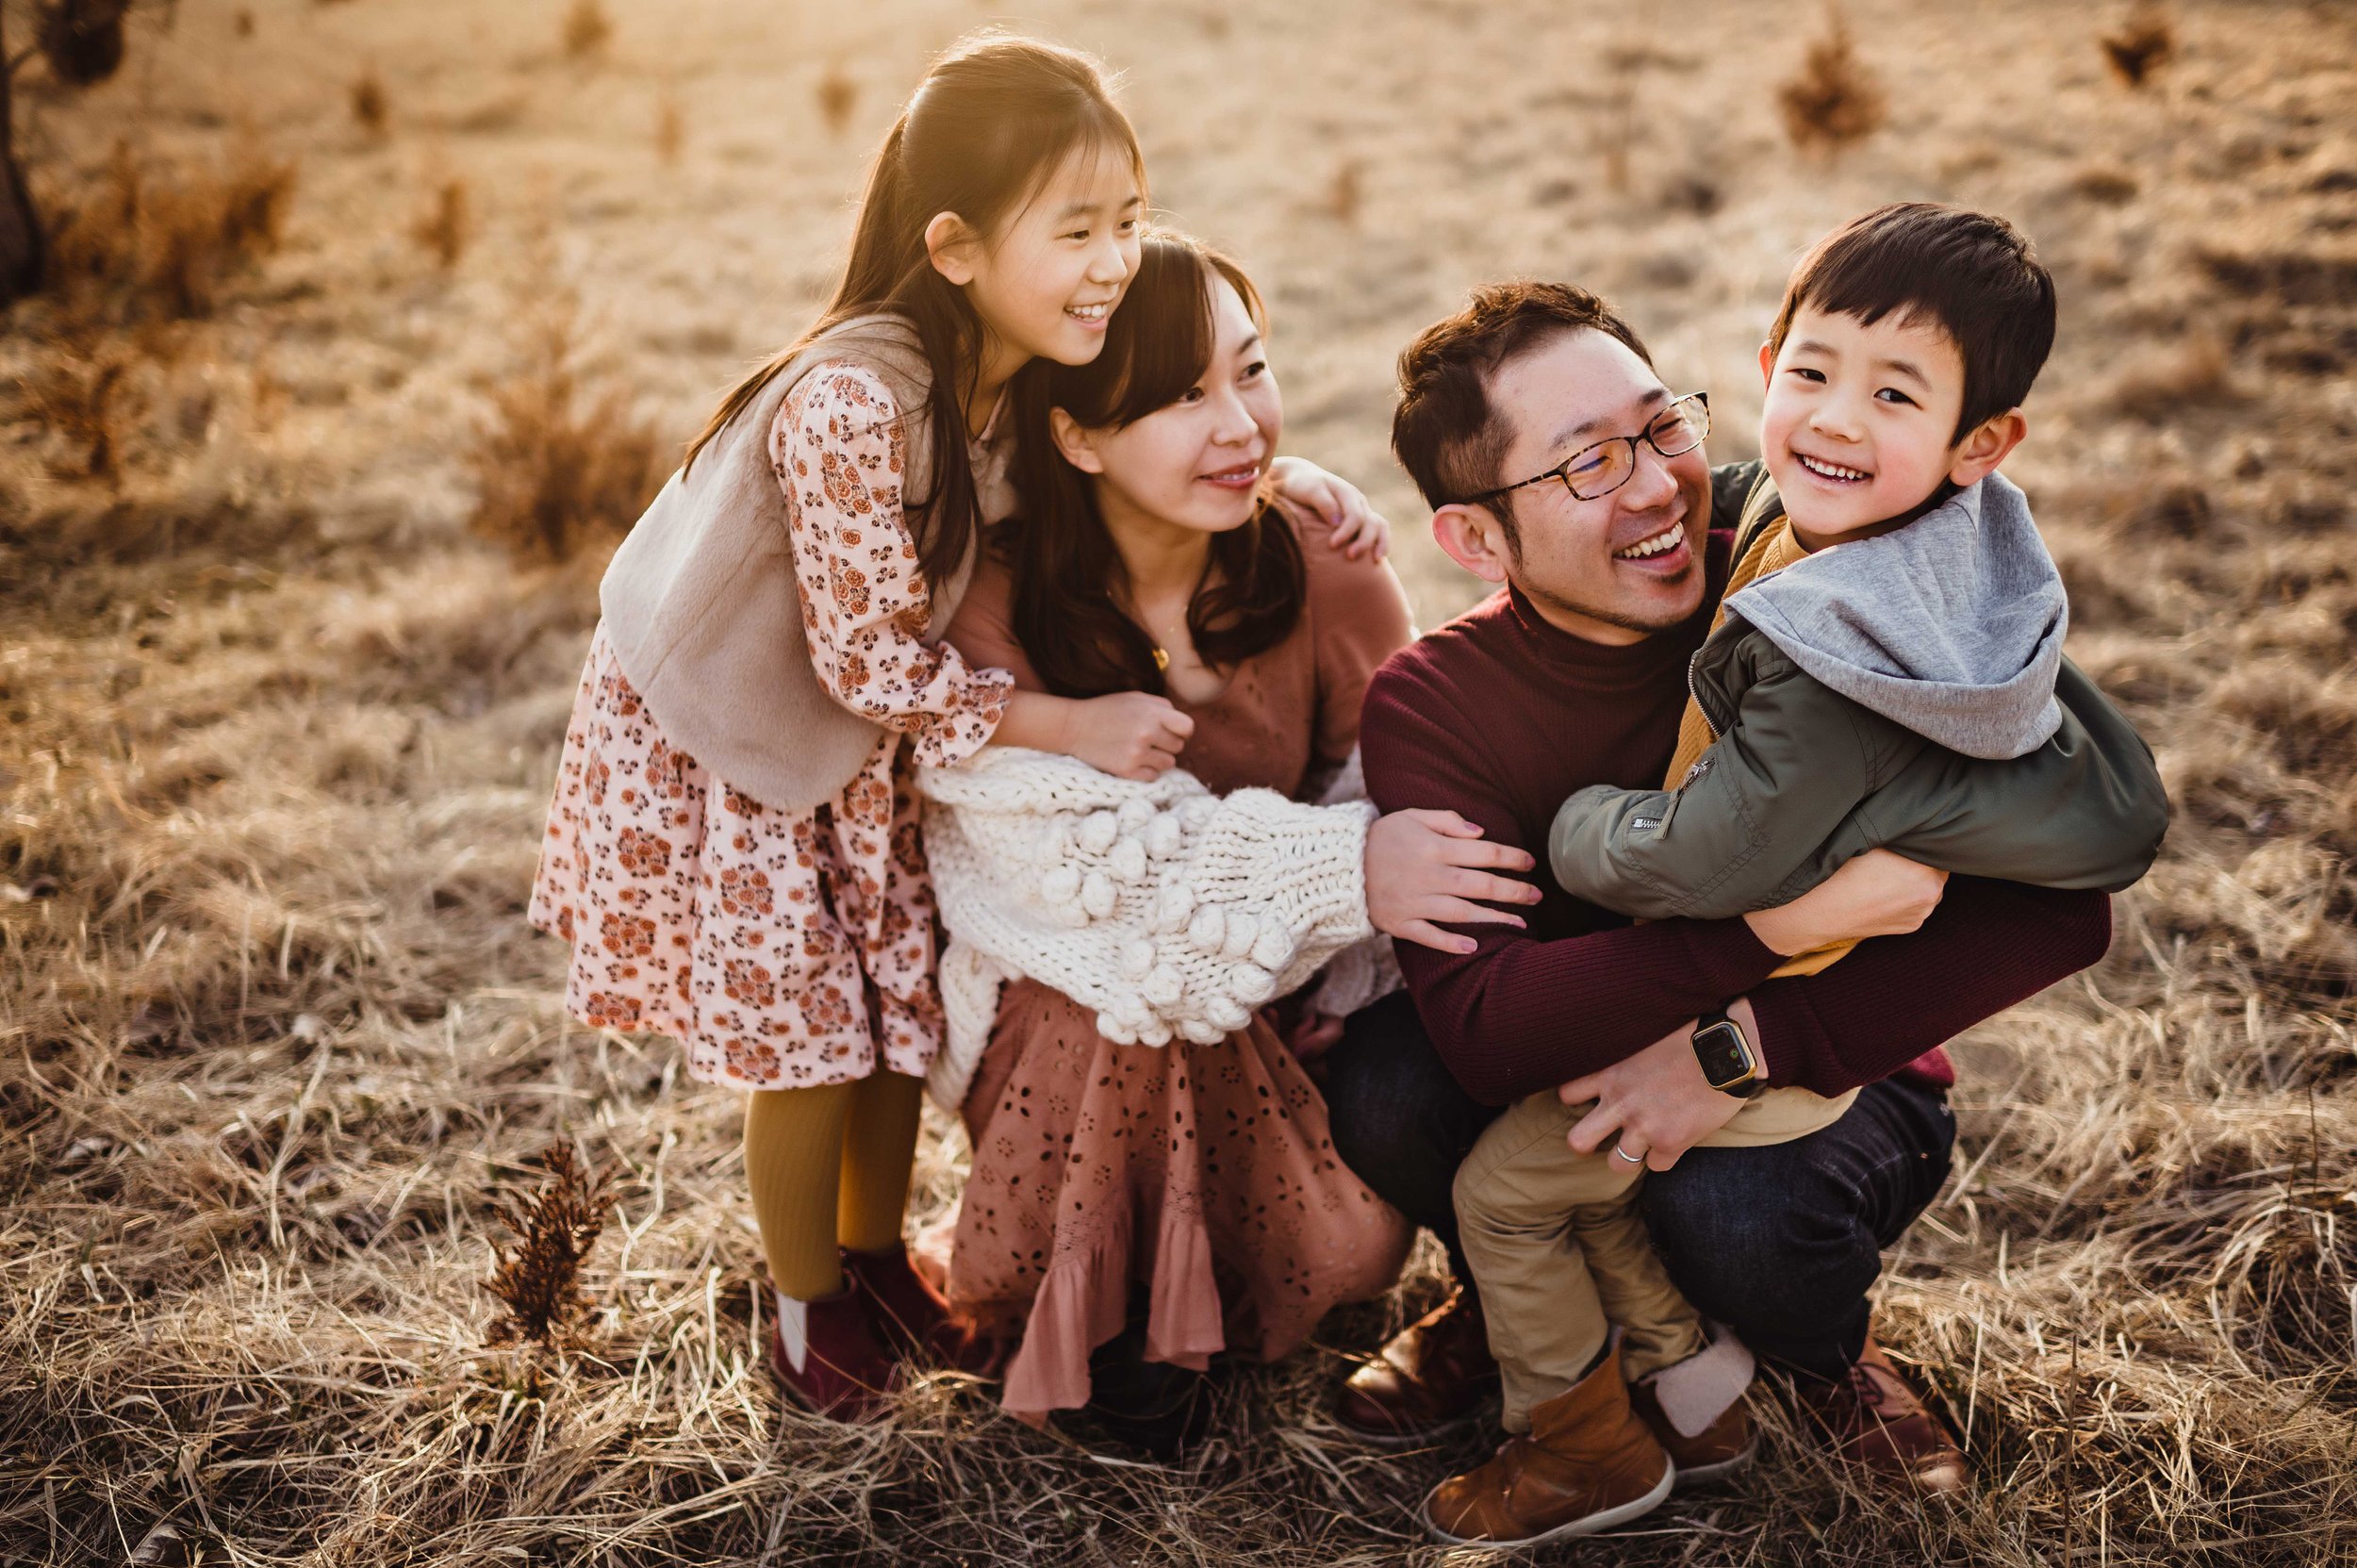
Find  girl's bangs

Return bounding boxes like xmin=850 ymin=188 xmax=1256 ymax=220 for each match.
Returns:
xmin=1007 ymin=107 xmax=1146 ymax=234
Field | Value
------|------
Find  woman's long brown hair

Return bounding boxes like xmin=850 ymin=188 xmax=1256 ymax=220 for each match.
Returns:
xmin=683 ymin=35 xmax=1143 ymax=591
xmin=1003 ymin=233 xmax=1306 ymax=700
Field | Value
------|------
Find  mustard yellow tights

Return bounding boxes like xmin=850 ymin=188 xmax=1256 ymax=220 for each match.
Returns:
xmin=743 ymin=1071 xmax=926 ymax=1301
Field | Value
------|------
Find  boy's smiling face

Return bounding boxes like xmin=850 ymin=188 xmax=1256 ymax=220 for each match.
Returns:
xmin=1759 ymin=305 xmax=2005 ymax=549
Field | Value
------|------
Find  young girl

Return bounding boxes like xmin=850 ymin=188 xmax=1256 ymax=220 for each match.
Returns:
xmin=528 ymin=36 xmax=1408 ymax=1421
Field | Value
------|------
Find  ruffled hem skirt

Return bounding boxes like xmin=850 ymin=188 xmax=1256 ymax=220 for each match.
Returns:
xmin=945 ymin=979 xmax=1410 ymax=1419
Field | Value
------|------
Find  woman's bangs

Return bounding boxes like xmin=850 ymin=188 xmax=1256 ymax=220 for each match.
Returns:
xmin=1098 ymin=242 xmax=1218 ymax=427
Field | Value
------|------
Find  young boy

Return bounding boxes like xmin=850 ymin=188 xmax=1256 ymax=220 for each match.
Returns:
xmin=1424 ymin=204 xmax=2169 ymax=1548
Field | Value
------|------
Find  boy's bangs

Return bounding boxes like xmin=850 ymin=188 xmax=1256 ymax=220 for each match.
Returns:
xmin=1795 ymin=254 xmax=1955 ymax=345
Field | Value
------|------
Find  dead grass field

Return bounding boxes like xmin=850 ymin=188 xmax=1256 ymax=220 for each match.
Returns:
xmin=4 ymin=1 xmax=2355 ymax=1562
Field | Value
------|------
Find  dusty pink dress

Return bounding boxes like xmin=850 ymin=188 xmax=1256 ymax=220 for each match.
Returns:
xmin=939 ymin=524 xmax=1418 ymax=1418
xmin=527 ymin=365 xmax=1014 ymax=1090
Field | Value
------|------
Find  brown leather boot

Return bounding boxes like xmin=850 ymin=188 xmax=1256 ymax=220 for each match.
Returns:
xmin=1628 ymin=1329 xmax=1757 ymax=1488
xmin=1790 ymin=1335 xmax=1968 ymax=1494
xmin=1333 ymin=1288 xmax=1500 ymax=1446
xmin=768 ymin=1279 xmax=899 ymax=1421
xmin=1419 ymin=1349 xmax=1674 ymax=1547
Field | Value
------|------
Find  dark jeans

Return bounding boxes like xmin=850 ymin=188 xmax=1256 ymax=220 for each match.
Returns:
xmin=1325 ymin=990 xmax=1956 ymax=1380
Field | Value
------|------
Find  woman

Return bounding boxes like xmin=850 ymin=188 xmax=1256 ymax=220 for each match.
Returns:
xmin=930 ymin=233 xmax=1473 ymax=1448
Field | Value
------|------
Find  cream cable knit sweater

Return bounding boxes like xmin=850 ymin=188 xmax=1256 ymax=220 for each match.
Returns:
xmin=916 ymin=746 xmax=1402 ymax=1110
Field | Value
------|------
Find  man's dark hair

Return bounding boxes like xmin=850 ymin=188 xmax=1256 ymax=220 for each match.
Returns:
xmin=1392 ymin=281 xmax=1655 ymax=523
xmin=1766 ymin=202 xmax=2055 ymax=445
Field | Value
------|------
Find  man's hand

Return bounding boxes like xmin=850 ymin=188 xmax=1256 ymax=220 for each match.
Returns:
xmin=1365 ymin=808 xmax=1542 ymax=954
xmin=1558 ymin=998 xmax=1763 ymax=1170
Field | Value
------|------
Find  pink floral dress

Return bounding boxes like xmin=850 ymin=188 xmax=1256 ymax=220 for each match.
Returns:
xmin=527 ymin=365 xmax=1014 ymax=1090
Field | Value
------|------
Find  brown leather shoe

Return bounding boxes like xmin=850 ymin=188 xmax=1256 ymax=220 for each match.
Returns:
xmin=1630 ymin=1374 xmax=1755 ymax=1488
xmin=1791 ymin=1336 xmax=1968 ymax=1494
xmin=1420 ymin=1350 xmax=1675 ymax=1547
xmin=841 ymin=1243 xmax=1002 ymax=1377
xmin=1333 ymin=1288 xmax=1500 ymax=1446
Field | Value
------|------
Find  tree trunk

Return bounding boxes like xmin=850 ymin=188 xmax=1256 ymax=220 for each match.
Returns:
xmin=0 ymin=12 xmax=51 ymax=305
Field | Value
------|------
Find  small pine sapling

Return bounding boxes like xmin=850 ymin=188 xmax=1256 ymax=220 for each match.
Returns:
xmin=484 ymin=1141 xmax=617 ymax=1349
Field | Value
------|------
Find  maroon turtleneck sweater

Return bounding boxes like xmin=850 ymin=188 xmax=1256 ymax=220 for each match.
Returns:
xmin=1359 ymin=513 xmax=2112 ymax=1108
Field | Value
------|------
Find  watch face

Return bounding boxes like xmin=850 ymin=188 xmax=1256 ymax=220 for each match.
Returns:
xmin=1693 ymin=1020 xmax=1755 ymax=1088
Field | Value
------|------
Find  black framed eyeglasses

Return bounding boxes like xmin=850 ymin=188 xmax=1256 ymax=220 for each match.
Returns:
xmin=1464 ymin=391 xmax=1710 ymax=508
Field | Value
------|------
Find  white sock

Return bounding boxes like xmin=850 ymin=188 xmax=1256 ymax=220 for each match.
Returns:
xmin=1646 ymin=1323 xmax=1756 ymax=1438
xmin=775 ymin=1290 xmax=809 ymax=1373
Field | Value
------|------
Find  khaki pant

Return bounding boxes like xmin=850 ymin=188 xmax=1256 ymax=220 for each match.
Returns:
xmin=1454 ymin=1082 xmax=1856 ymax=1431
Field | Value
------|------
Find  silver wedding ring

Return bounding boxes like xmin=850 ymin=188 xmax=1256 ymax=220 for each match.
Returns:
xmin=1611 ymin=1143 xmax=1645 ymax=1164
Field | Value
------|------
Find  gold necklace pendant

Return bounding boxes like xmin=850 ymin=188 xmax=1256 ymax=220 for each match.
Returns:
xmin=1151 ymin=646 xmax=1171 ymax=672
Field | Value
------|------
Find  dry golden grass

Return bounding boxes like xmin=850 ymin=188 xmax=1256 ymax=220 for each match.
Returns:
xmin=2110 ymin=334 xmax=2238 ymax=421
xmin=2103 ymin=6 xmax=2178 ymax=89
xmin=41 ymin=139 xmax=296 ymax=322
xmin=1777 ymin=6 xmax=1889 ymax=155
xmin=412 ymin=176 xmax=471 ymax=271
xmin=2 ymin=1 xmax=2353 ymax=1562
xmin=1321 ymin=158 xmax=1362 ymax=225
xmin=564 ymin=0 xmax=613 ymax=61
xmin=816 ymin=61 xmax=858 ymax=138
xmin=654 ymin=95 xmax=684 ymax=164
xmin=465 ymin=297 xmax=666 ymax=563
xmin=351 ymin=65 xmax=389 ymax=137
xmin=13 ymin=327 xmax=131 ymax=483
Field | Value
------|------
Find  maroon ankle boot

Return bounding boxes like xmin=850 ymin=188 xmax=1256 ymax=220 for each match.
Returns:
xmin=841 ymin=1242 xmax=1000 ymax=1376
xmin=769 ymin=1278 xmax=899 ymax=1421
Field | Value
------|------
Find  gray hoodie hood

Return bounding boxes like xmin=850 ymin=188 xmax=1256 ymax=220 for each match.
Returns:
xmin=1722 ymin=472 xmax=2066 ymax=760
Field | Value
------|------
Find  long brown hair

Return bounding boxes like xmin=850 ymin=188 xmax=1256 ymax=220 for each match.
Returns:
xmin=1004 ymin=233 xmax=1306 ymax=699
xmin=684 ymin=35 xmax=1144 ymax=590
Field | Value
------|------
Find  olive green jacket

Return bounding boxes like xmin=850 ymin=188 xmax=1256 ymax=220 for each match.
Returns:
xmin=1548 ymin=479 xmax=2171 ymax=919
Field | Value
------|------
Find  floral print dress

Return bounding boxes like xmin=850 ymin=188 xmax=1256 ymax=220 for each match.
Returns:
xmin=527 ymin=365 xmax=1014 ymax=1090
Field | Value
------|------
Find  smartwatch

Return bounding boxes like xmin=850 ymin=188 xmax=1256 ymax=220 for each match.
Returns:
xmin=1692 ymin=1010 xmax=1767 ymax=1098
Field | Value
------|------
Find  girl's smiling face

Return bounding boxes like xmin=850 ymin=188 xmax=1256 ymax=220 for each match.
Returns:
xmin=1758 ymin=305 xmax=1973 ymax=547
xmin=1051 ymin=274 xmax=1281 ymax=537
xmin=933 ymin=140 xmax=1143 ymax=371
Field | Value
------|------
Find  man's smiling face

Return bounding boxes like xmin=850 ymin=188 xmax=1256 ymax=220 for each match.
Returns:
xmin=1476 ymin=328 xmax=1712 ymax=643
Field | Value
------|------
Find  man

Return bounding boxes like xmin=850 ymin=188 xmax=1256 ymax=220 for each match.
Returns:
xmin=1323 ymin=281 xmax=2113 ymax=1501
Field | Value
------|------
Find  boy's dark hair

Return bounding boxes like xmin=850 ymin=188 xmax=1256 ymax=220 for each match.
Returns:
xmin=1767 ymin=202 xmax=2055 ymax=444
xmin=1392 ymin=281 xmax=1655 ymax=519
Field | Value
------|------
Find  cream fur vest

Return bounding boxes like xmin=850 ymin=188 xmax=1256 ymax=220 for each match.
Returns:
xmin=598 ymin=313 xmax=1014 ymax=811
